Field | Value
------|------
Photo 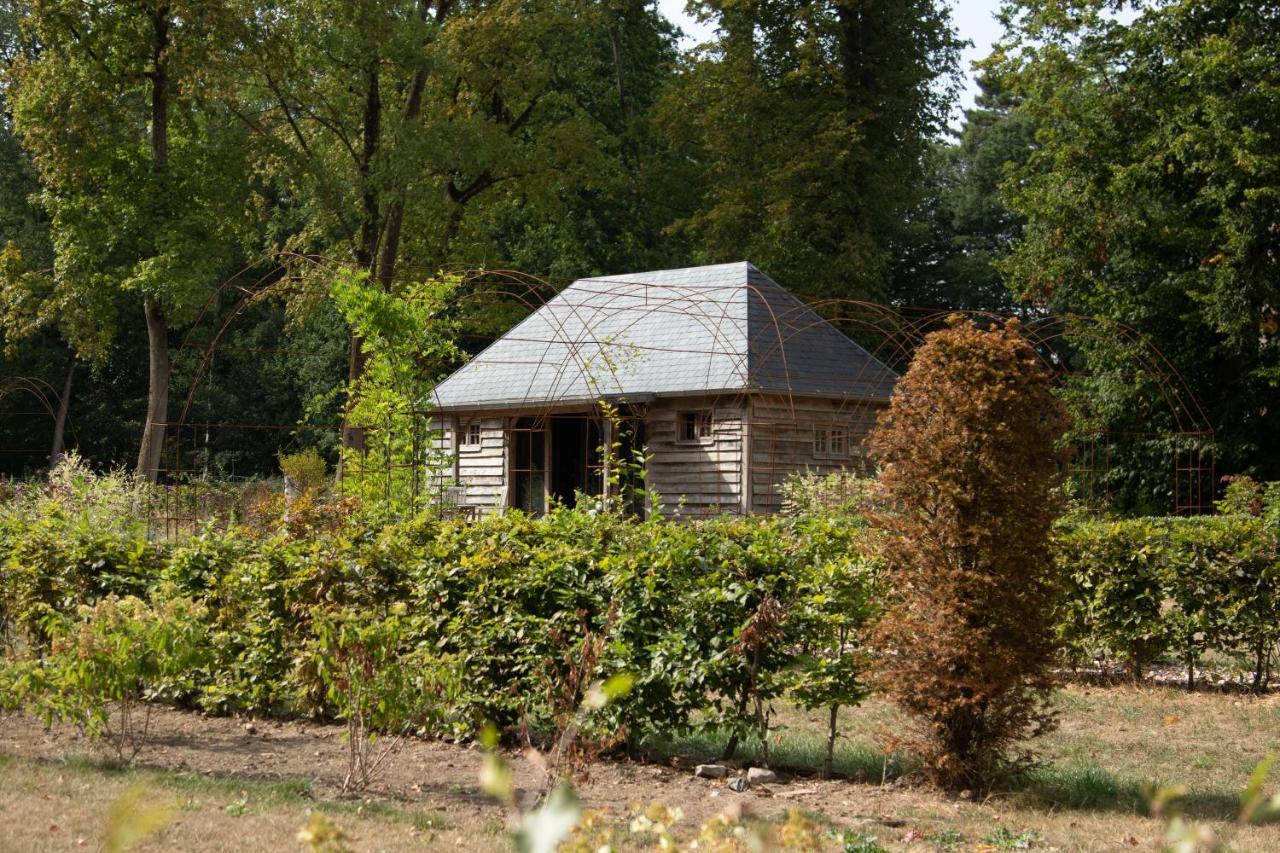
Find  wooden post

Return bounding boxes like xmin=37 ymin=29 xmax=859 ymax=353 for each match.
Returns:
xmin=740 ymin=396 xmax=753 ymax=515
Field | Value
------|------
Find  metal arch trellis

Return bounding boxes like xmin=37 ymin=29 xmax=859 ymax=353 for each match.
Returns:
xmin=162 ymin=259 xmax=1218 ymax=518
xmin=779 ymin=303 xmax=1215 ymax=514
xmin=157 ymin=256 xmax=569 ymax=519
xmin=0 ymin=375 xmax=78 ymax=470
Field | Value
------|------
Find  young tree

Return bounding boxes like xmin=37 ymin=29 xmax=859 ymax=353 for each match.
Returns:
xmin=869 ymin=316 xmax=1068 ymax=791
xmin=4 ymin=2 xmax=250 ymax=480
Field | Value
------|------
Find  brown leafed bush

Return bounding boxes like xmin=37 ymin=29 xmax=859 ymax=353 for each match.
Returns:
xmin=868 ymin=315 xmax=1070 ymax=791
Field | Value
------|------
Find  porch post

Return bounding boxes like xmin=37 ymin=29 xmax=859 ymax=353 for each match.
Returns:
xmin=600 ymin=411 xmax=613 ymax=501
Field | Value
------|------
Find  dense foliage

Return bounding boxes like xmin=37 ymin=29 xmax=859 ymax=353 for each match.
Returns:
xmin=1 ymin=0 xmax=1276 ymax=495
xmin=2 ymin=461 xmax=1280 ymax=780
xmin=990 ymin=0 xmax=1280 ymax=495
xmin=0 ymin=464 xmax=882 ymax=766
xmin=891 ymin=76 xmax=1032 ymax=311
xmin=869 ymin=317 xmax=1069 ymax=791
xmin=1058 ymin=513 xmax=1280 ymax=689
xmin=662 ymin=0 xmax=961 ymax=301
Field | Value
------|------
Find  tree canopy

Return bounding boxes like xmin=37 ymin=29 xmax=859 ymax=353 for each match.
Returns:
xmin=989 ymin=0 xmax=1280 ymax=495
xmin=0 ymin=0 xmax=1275 ymax=497
xmin=660 ymin=0 xmax=961 ymax=302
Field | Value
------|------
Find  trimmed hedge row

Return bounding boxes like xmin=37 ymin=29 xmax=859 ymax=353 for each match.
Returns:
xmin=0 ymin=502 xmax=880 ymax=752
xmin=3 ymin=491 xmax=1278 ymax=759
xmin=1057 ymin=515 xmax=1280 ymax=686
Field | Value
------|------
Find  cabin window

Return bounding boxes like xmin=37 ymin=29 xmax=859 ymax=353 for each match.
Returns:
xmin=510 ymin=417 xmax=547 ymax=515
xmin=677 ymin=410 xmax=713 ymax=444
xmin=459 ymin=420 xmax=482 ymax=449
xmin=814 ymin=427 xmax=848 ymax=458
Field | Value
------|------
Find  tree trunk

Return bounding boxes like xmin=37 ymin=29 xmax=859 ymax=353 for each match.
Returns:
xmin=339 ymin=58 xmax=383 ymax=464
xmin=1253 ymin=640 xmax=1269 ymax=693
xmin=339 ymin=336 xmax=369 ymax=460
xmin=721 ymin=685 xmax=751 ymax=761
xmin=824 ymin=704 xmax=839 ymax=779
xmin=49 ymin=355 xmax=74 ymax=466
xmin=137 ymin=297 xmax=171 ymax=482
xmin=137 ymin=7 xmax=171 ymax=483
xmin=607 ymin=24 xmax=627 ymax=120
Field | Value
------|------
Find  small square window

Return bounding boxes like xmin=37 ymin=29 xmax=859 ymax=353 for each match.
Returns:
xmin=459 ymin=421 xmax=482 ymax=448
xmin=678 ymin=410 xmax=713 ymax=443
xmin=814 ymin=427 xmax=848 ymax=458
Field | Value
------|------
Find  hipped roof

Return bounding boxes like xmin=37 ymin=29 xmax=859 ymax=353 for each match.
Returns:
xmin=429 ymin=262 xmax=897 ymax=412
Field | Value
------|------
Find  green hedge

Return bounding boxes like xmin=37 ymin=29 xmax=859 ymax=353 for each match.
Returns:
xmin=5 ymin=485 xmax=1279 ymax=758
xmin=1056 ymin=515 xmax=1280 ymax=686
xmin=0 ymin=501 xmax=881 ymax=752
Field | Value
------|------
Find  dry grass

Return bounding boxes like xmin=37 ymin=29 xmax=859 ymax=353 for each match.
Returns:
xmin=1 ymin=684 xmax=1278 ymax=851
xmin=646 ymin=684 xmax=1280 ymax=849
xmin=0 ymin=754 xmax=499 ymax=852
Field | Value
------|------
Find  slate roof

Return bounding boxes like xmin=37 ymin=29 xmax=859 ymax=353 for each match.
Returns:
xmin=428 ymin=262 xmax=898 ymax=411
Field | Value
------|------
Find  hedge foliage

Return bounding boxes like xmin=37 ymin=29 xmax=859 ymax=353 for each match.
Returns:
xmin=0 ymin=479 xmax=881 ymax=757
xmin=3 ymin=463 xmax=1279 ymax=765
xmin=1057 ymin=513 xmax=1280 ymax=686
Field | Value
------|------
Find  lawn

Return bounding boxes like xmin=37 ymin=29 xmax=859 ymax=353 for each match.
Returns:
xmin=1 ymin=684 xmax=1277 ymax=851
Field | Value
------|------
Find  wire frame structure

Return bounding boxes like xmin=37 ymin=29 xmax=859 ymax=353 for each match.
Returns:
xmin=0 ymin=375 xmax=76 ymax=470
xmin=152 ymin=258 xmax=1217 ymax=520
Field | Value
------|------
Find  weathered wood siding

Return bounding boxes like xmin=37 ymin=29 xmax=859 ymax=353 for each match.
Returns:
xmin=644 ymin=396 xmax=745 ymax=518
xmin=747 ymin=395 xmax=883 ymax=513
xmin=431 ymin=394 xmax=883 ymax=518
xmin=431 ymin=415 xmax=507 ymax=513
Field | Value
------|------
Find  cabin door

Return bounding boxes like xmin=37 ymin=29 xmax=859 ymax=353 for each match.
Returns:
xmin=549 ymin=415 xmax=603 ymax=509
xmin=509 ymin=417 xmax=547 ymax=514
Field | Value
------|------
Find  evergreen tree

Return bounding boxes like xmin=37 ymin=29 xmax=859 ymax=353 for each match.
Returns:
xmin=870 ymin=316 xmax=1068 ymax=790
xmin=891 ymin=77 xmax=1034 ymax=310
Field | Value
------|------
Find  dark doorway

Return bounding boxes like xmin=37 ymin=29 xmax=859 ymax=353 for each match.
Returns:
xmin=549 ymin=415 xmax=603 ymax=508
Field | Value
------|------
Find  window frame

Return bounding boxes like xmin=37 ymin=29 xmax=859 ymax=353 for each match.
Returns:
xmin=813 ymin=425 xmax=849 ymax=459
xmin=508 ymin=416 xmax=548 ymax=515
xmin=458 ymin=419 xmax=483 ymax=451
xmin=675 ymin=410 xmax=714 ymax=445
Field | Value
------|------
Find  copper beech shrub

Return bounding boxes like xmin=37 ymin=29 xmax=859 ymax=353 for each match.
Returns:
xmin=868 ymin=316 xmax=1070 ymax=791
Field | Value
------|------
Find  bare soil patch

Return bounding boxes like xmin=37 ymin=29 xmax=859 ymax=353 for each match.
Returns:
xmin=1 ymin=685 xmax=1278 ymax=851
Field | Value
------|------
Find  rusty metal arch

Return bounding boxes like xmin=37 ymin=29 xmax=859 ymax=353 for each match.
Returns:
xmin=0 ymin=375 xmax=78 ymax=466
xmin=166 ymin=260 xmax=1216 ymax=514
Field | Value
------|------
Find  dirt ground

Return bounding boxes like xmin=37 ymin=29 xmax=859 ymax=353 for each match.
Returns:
xmin=1 ymin=687 xmax=1278 ymax=851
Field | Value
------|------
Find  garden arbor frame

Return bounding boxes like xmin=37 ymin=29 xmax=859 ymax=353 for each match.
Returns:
xmin=157 ymin=257 xmax=1216 ymax=517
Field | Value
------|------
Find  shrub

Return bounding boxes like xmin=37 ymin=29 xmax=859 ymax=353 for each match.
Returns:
xmin=0 ymin=484 xmax=882 ymax=764
xmin=279 ymin=448 xmax=328 ymax=495
xmin=0 ymin=517 xmax=162 ymax=653
xmin=868 ymin=316 xmax=1069 ymax=790
xmin=303 ymin=604 xmax=457 ymax=793
xmin=6 ymin=592 xmax=209 ymax=761
xmin=779 ymin=471 xmax=873 ymax=517
xmin=1054 ymin=519 xmax=1171 ymax=679
xmin=1057 ymin=515 xmax=1280 ymax=689
xmin=787 ymin=515 xmax=882 ymax=777
xmin=0 ymin=455 xmax=160 ymax=651
xmin=1218 ymin=475 xmax=1264 ymax=516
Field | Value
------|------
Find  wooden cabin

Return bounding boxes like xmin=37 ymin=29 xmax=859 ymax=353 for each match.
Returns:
xmin=428 ymin=262 xmax=897 ymax=517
